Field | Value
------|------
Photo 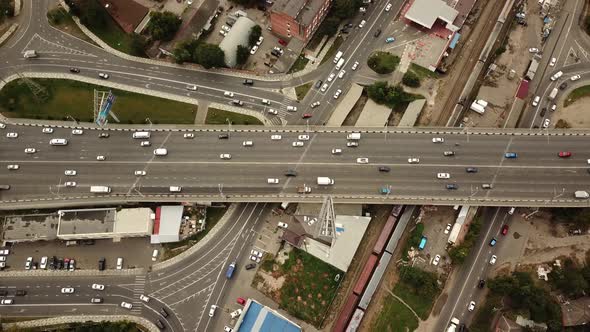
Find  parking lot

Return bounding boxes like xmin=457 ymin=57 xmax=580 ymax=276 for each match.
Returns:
xmin=415 ymin=206 xmax=459 ymax=273
xmin=2 ymin=238 xmax=159 ymax=271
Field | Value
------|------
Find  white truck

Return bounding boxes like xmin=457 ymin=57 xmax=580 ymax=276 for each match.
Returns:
xmin=317 ymin=177 xmax=334 ymax=185
xmin=90 ymin=186 xmax=111 ymax=193
xmin=335 ymin=58 xmax=345 ymax=70
xmin=333 ymin=51 xmax=343 ymax=64
xmin=470 ymin=102 xmax=485 ymax=115
xmin=346 ymin=132 xmax=361 ymax=140
xmin=446 ymin=317 xmax=460 ymax=332
xmin=548 ymin=87 xmax=558 ymax=100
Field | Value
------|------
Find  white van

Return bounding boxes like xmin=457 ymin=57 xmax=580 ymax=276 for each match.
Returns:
xmin=23 ymin=50 xmax=38 ymax=58
xmin=116 ymin=257 xmax=123 ymax=270
xmin=132 ymin=131 xmax=151 ymax=139
xmin=151 ymin=249 xmax=159 ymax=262
xmin=90 ymin=186 xmax=111 ymax=193
xmin=154 ymin=148 xmax=168 ymax=156
xmin=49 ymin=138 xmax=68 ymax=146
xmin=169 ymin=186 xmax=182 ymax=192
xmin=574 ymin=191 xmax=589 ymax=199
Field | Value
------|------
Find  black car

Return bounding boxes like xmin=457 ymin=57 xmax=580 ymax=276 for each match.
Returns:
xmin=218 ymin=133 xmax=229 ymax=139
xmin=69 ymin=68 xmax=80 ymax=73
xmin=156 ymin=320 xmax=165 ymax=329
xmin=373 ymin=29 xmax=382 ymax=38
xmin=559 ymin=82 xmax=568 ymax=90
xmin=540 ymin=107 xmax=546 ymax=117
xmin=98 ymin=133 xmax=109 ymax=138
xmin=285 ymin=169 xmax=298 ymax=177
xmin=478 ymin=279 xmax=485 ymax=288
xmin=465 ymin=167 xmax=478 ymax=173
xmin=378 ymin=166 xmax=390 ymax=172
xmin=458 ymin=324 xmax=466 ymax=332
xmin=16 ymin=289 xmax=27 ymax=296
xmin=340 ymin=27 xmax=350 ymax=34
xmin=98 ymin=257 xmax=105 ymax=271
xmin=245 ymin=263 xmax=256 ymax=270
xmin=443 ymin=151 xmax=455 ymax=156
xmin=314 ymin=80 xmax=323 ymax=89
xmin=446 ymin=184 xmax=458 ymax=190
xmin=0 ymin=290 xmax=7 ymax=296
xmin=82 ymin=239 xmax=95 ymax=245
xmin=160 ymin=307 xmax=169 ymax=318
xmin=243 ymin=79 xmax=254 ymax=85
xmin=57 ymin=258 xmax=64 ymax=269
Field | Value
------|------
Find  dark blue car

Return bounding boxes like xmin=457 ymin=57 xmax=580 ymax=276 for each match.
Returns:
xmin=504 ymin=152 xmax=518 ymax=158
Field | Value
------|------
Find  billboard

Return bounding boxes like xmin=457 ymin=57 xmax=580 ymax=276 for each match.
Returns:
xmin=96 ymin=91 xmax=115 ymax=126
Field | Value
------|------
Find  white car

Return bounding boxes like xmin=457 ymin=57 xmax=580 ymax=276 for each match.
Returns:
xmin=571 ymin=74 xmax=581 ymax=81
xmin=91 ymin=284 xmax=105 ymax=291
xmin=120 ymin=302 xmax=133 ymax=309
xmin=359 ymin=6 xmax=366 ymax=12
xmin=256 ymin=36 xmax=264 ymax=46
xmin=0 ymin=249 xmax=10 ymax=255
xmin=408 ymin=157 xmax=419 ymax=164
xmin=549 ymin=57 xmax=556 ymax=66
xmin=209 ymin=305 xmax=217 ymax=317
xmin=550 ymin=71 xmax=563 ymax=81
xmin=333 ymin=89 xmax=342 ymax=99
xmin=61 ymin=287 xmax=75 ymax=294
xmin=261 ymin=99 xmax=271 ymax=105
xmin=332 ymin=148 xmax=342 ymax=154
xmin=357 ymin=157 xmax=369 ymax=164
xmin=186 ymin=84 xmax=197 ymax=91
xmin=292 ymin=141 xmax=304 ymax=147
xmin=140 ymin=141 xmax=151 ymax=147
xmin=287 ymin=106 xmax=297 ymax=112
xmin=24 ymin=148 xmax=36 ymax=154
xmin=1 ymin=299 xmax=13 ymax=305
xmin=327 ymin=73 xmax=336 ymax=82
xmin=310 ymin=101 xmax=321 ymax=108
xmin=243 ymin=140 xmax=254 ymax=147
xmin=98 ymin=72 xmax=109 ymax=79
xmin=6 ymin=132 xmax=17 ymax=138
xmin=437 ymin=173 xmax=450 ymax=179
xmin=347 ymin=141 xmax=359 ymax=147
xmin=42 ymin=128 xmax=54 ymax=134
xmin=489 ymin=255 xmax=497 ymax=265
xmin=432 ymin=254 xmax=441 ymax=266
xmin=220 ymin=153 xmax=231 ymax=159
xmin=385 ymin=2 xmax=392 ymax=11
xmin=140 ymin=295 xmax=150 ymax=303
xmin=0 ymin=123 xmax=5 ymax=128
xmin=183 ymin=133 xmax=195 ymax=139
xmin=230 ymin=308 xmax=243 ymax=319
xmin=7 ymin=164 xmax=19 ymax=170
xmin=278 ymin=222 xmax=288 ymax=228
xmin=65 ymin=181 xmax=76 ymax=187
xmin=542 ymin=118 xmax=550 ymax=128
xmin=358 ymin=19 xmax=366 ymax=28
xmin=40 ymin=256 xmax=48 ymax=269
xmin=219 ymin=30 xmax=227 ymax=37
xmin=267 ymin=108 xmax=278 ymax=115
xmin=267 ymin=178 xmax=279 ymax=184
xmin=224 ymin=326 xmax=233 ymax=332
xmin=338 ymin=70 xmax=346 ymax=79
xmin=222 ymin=25 xmax=230 ymax=32
xmin=64 ymin=170 xmax=77 ymax=176
xmin=320 ymin=83 xmax=329 ymax=92
xmin=351 ymin=61 xmax=359 ymax=70
xmin=134 ymin=170 xmax=146 ymax=176
xmin=528 ymin=47 xmax=539 ymax=53
xmin=250 ymin=45 xmax=258 ymax=55
xmin=444 ymin=223 xmax=452 ymax=234
xmin=96 ymin=155 xmax=105 ymax=161
xmin=224 ymin=91 xmax=234 ymax=98
xmin=532 ymin=96 xmax=540 ymax=106
xmin=468 ymin=301 xmax=476 ymax=311
xmin=298 ymin=135 xmax=309 ymax=141
xmin=432 ymin=137 xmax=444 ymax=143
xmin=72 ymin=129 xmax=83 ymax=135
xmin=271 ymin=134 xmax=282 ymax=140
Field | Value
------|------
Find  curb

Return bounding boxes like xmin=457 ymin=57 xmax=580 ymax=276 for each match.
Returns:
xmin=0 ymin=268 xmax=145 ymax=278
xmin=2 ymin=315 xmax=158 ymax=332
xmin=0 ymin=23 xmax=19 ymax=47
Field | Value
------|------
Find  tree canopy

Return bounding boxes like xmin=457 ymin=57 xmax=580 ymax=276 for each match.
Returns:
xmin=236 ymin=45 xmax=250 ymax=66
xmin=367 ymin=52 xmax=400 ymax=74
xmin=248 ymin=25 xmax=262 ymax=47
xmin=147 ymin=11 xmax=182 ymax=41
xmin=367 ymin=81 xmax=421 ymax=108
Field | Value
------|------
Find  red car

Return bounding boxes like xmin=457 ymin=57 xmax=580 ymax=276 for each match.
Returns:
xmin=558 ymin=151 xmax=572 ymax=158
xmin=237 ymin=297 xmax=246 ymax=306
xmin=501 ymin=224 xmax=509 ymax=235
xmin=278 ymin=39 xmax=288 ymax=46
xmin=302 ymin=113 xmax=312 ymax=119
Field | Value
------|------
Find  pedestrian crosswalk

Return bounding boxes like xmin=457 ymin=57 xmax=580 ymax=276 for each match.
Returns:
xmin=130 ymin=275 xmax=146 ymax=313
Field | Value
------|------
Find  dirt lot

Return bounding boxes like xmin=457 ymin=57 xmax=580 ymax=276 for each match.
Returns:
xmin=554 ymin=95 xmax=590 ymax=128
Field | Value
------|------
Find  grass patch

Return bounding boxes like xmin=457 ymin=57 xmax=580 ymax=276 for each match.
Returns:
xmin=162 ymin=206 xmax=228 ymax=260
xmin=47 ymin=7 xmax=95 ymax=44
xmin=279 ymin=248 xmax=343 ymax=327
xmin=0 ymin=79 xmax=196 ymax=124
xmin=371 ymin=294 xmax=419 ymax=332
xmin=295 ymin=83 xmax=312 ymax=101
xmin=205 ymin=108 xmax=263 ymax=125
xmin=288 ymin=56 xmax=310 ymax=74
xmin=408 ymin=63 xmax=438 ymax=79
xmin=368 ymin=51 xmax=400 ymax=74
xmin=564 ymin=85 xmax=590 ymax=107
xmin=320 ymin=36 xmax=343 ymax=65
xmin=394 ymin=266 xmax=441 ymax=319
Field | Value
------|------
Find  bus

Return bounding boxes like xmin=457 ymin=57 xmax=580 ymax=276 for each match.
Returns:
xmin=418 ymin=236 xmax=427 ymax=250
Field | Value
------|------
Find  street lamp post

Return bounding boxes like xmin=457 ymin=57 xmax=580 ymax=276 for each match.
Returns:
xmin=226 ymin=118 xmax=232 ymax=137
xmin=145 ymin=118 xmax=153 ymax=128
xmin=66 ymin=115 xmax=78 ymax=126
xmin=384 ymin=123 xmax=388 ymax=142
xmin=218 ymin=183 xmax=225 ymax=199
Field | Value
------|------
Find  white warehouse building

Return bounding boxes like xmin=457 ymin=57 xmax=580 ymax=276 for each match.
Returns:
xmin=218 ymin=16 xmax=257 ymax=67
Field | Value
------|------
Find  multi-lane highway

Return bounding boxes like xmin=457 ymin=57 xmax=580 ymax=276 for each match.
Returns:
xmin=3 ymin=124 xmax=590 ymax=207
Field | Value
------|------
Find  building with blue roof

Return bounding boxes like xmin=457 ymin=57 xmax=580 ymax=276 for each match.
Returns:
xmin=233 ymin=299 xmax=301 ymax=332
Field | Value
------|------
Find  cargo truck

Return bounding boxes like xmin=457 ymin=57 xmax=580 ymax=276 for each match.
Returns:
xmin=548 ymin=87 xmax=558 ymax=100
xmin=317 ymin=177 xmax=334 ymax=185
xmin=447 ymin=317 xmax=460 ymax=332
xmin=298 ymin=185 xmax=312 ymax=194
xmin=90 ymin=186 xmax=111 ymax=193
xmin=346 ymin=132 xmax=361 ymax=140
xmin=226 ymin=262 xmax=236 ymax=279
xmin=335 ymin=58 xmax=345 ymax=70
xmin=333 ymin=51 xmax=343 ymax=63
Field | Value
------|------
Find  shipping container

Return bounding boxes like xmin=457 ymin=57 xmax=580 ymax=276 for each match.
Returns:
xmin=332 ymin=293 xmax=360 ymax=332
xmin=352 ymin=254 xmax=378 ymax=295
xmin=346 ymin=308 xmax=365 ymax=332
xmin=373 ymin=215 xmax=398 ymax=255
xmin=391 ymin=204 xmax=405 ymax=218
xmin=359 ymin=252 xmax=392 ymax=310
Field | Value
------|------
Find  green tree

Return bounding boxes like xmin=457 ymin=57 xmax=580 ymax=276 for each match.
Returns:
xmin=248 ymin=25 xmax=262 ymax=47
xmin=332 ymin=0 xmax=363 ymax=19
xmin=129 ymin=33 xmax=147 ymax=56
xmin=0 ymin=0 xmax=14 ymax=22
xmin=317 ymin=16 xmax=340 ymax=37
xmin=367 ymin=52 xmax=400 ymax=74
xmin=236 ymin=45 xmax=250 ymax=66
xmin=78 ymin=0 xmax=107 ymax=29
xmin=367 ymin=81 xmax=390 ymax=104
xmin=402 ymin=71 xmax=421 ymax=88
xmin=147 ymin=11 xmax=181 ymax=41
xmin=194 ymin=43 xmax=225 ymax=69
